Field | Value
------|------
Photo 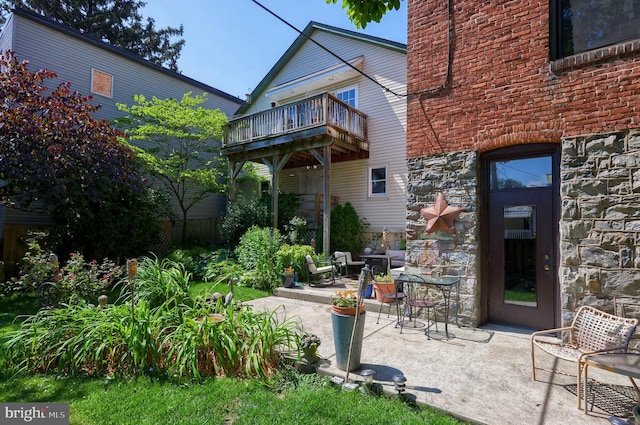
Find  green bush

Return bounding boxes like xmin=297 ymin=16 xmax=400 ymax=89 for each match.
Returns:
xmin=275 ymin=244 xmax=315 ymax=283
xmin=165 ymin=247 xmax=217 ymax=281
xmin=330 ymin=202 xmax=368 ymax=255
xmin=235 ymin=227 xmax=282 ymax=291
xmin=220 ymin=196 xmax=271 ymax=249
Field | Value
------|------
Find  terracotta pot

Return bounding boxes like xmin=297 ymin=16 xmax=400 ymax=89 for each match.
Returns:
xmin=373 ymin=282 xmax=397 ymax=302
xmin=331 ymin=303 xmax=365 ymax=316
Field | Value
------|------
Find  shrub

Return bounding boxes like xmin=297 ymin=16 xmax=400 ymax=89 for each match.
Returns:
xmin=166 ymin=247 xmax=218 ymax=281
xmin=55 ymin=253 xmax=123 ymax=305
xmin=220 ymin=196 xmax=270 ymax=249
xmin=330 ymin=202 xmax=368 ymax=255
xmin=235 ymin=227 xmax=282 ymax=291
xmin=275 ymin=244 xmax=315 ymax=283
xmin=0 ymin=231 xmax=57 ymax=296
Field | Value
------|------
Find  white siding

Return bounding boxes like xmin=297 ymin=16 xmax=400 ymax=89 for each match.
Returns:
xmin=245 ymin=26 xmax=407 ymax=239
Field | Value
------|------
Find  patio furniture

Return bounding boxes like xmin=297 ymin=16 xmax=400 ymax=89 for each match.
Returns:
xmin=531 ymin=305 xmax=638 ymax=409
xmin=333 ymin=251 xmax=365 ymax=276
xmin=373 ymin=278 xmax=406 ymax=325
xmin=305 ymin=255 xmax=336 ymax=286
xmin=582 ymin=351 xmax=640 ymax=415
xmin=397 ymin=273 xmax=438 ymax=339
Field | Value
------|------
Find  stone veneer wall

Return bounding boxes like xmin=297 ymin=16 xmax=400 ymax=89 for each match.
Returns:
xmin=405 ymin=150 xmax=481 ymax=327
xmin=560 ymin=129 xmax=640 ymax=323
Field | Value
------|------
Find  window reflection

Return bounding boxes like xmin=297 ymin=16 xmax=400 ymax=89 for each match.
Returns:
xmin=503 ymin=205 xmax=537 ymax=306
xmin=490 ymin=156 xmax=552 ymax=190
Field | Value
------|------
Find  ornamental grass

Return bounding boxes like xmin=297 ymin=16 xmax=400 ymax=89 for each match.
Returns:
xmin=1 ymin=257 xmax=300 ymax=380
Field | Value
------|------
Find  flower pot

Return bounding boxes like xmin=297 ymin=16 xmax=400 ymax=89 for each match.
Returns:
xmin=331 ymin=303 xmax=365 ymax=316
xmin=373 ymin=282 xmax=396 ymax=302
xmin=331 ymin=310 xmax=366 ymax=371
xmin=282 ymin=273 xmax=296 ymax=288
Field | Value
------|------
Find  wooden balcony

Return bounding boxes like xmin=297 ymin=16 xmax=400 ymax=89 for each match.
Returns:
xmin=222 ymin=92 xmax=369 ymax=168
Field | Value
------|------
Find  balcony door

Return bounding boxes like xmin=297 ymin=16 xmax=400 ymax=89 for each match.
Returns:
xmin=484 ymin=147 xmax=559 ymax=330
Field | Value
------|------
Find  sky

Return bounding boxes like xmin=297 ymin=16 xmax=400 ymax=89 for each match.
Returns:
xmin=142 ymin=0 xmax=407 ymax=100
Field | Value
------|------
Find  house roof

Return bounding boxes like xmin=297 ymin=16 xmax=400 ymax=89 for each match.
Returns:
xmin=9 ymin=7 xmax=244 ymax=105
xmin=234 ymin=21 xmax=407 ymax=116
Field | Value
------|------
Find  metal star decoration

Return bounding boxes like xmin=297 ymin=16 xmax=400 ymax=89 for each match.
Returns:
xmin=419 ymin=193 xmax=463 ymax=234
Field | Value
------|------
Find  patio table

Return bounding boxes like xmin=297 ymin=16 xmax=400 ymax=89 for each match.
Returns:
xmin=395 ymin=273 xmax=460 ymax=338
xmin=582 ymin=352 xmax=640 ymax=415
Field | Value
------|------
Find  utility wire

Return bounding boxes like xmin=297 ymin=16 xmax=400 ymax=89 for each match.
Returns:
xmin=251 ymin=0 xmax=407 ymax=98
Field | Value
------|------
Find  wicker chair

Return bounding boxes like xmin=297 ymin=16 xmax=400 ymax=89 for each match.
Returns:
xmin=531 ymin=305 xmax=638 ymax=409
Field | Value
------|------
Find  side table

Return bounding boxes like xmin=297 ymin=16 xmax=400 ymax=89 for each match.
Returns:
xmin=582 ymin=352 xmax=640 ymax=415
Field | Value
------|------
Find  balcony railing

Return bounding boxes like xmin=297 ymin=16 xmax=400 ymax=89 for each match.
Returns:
xmin=223 ymin=92 xmax=367 ymax=147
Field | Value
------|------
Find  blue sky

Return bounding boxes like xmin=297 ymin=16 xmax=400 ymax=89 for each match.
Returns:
xmin=142 ymin=0 xmax=407 ymax=100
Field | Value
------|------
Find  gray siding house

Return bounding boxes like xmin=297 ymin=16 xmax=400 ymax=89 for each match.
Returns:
xmin=0 ymin=8 xmax=243 ymax=264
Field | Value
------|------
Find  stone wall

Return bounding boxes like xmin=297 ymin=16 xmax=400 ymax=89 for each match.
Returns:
xmin=405 ymin=150 xmax=481 ymax=326
xmin=560 ymin=129 xmax=640 ymax=322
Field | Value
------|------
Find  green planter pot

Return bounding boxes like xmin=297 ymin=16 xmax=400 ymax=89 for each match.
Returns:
xmin=331 ymin=309 xmax=366 ymax=371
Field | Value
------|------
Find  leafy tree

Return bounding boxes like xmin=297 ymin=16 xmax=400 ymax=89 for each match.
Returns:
xmin=0 ymin=50 xmax=160 ymax=259
xmin=115 ymin=93 xmax=228 ymax=245
xmin=327 ymin=0 xmax=401 ymax=29
xmin=0 ymin=0 xmax=184 ymax=70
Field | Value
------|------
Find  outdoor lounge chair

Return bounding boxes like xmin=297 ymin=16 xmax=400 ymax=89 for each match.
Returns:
xmin=305 ymin=255 xmax=336 ymax=286
xmin=333 ymin=251 xmax=365 ymax=276
xmin=530 ymin=305 xmax=638 ymax=409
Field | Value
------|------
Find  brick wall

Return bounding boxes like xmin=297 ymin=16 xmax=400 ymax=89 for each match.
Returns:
xmin=407 ymin=0 xmax=640 ymax=158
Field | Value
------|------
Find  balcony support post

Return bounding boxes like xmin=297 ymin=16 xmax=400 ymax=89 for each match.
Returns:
xmin=263 ymin=153 xmax=292 ymax=230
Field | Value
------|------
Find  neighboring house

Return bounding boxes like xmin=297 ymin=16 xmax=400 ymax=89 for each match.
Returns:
xmin=405 ymin=0 xmax=640 ymax=329
xmin=222 ymin=22 xmax=407 ymax=255
xmin=0 ymin=8 xmax=243 ymax=264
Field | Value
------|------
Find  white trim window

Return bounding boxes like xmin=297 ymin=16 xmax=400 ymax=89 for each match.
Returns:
xmin=334 ymin=85 xmax=357 ymax=108
xmin=369 ymin=165 xmax=387 ymax=197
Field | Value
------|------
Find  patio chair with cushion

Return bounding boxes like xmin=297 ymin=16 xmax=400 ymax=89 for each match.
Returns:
xmin=531 ymin=305 xmax=638 ymax=409
xmin=305 ymin=255 xmax=336 ymax=286
xmin=333 ymin=251 xmax=365 ymax=276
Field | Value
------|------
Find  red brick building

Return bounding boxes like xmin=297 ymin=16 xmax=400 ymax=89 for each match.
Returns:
xmin=405 ymin=0 xmax=640 ymax=329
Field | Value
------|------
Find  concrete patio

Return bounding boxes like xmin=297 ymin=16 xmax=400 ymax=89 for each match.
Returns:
xmin=247 ymin=278 xmax=639 ymax=425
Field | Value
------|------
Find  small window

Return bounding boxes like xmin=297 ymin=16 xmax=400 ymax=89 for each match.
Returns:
xmin=551 ymin=0 xmax=640 ymax=59
xmin=369 ymin=166 xmax=386 ymax=196
xmin=334 ymin=86 xmax=357 ymax=108
xmin=91 ymin=68 xmax=113 ymax=98
xmin=489 ymin=156 xmax=552 ymax=190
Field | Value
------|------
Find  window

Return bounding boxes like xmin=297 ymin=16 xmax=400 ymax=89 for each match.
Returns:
xmin=489 ymin=156 xmax=552 ymax=190
xmin=91 ymin=68 xmax=113 ymax=98
xmin=369 ymin=166 xmax=386 ymax=196
xmin=334 ymin=86 xmax=357 ymax=108
xmin=551 ymin=0 xmax=640 ymax=59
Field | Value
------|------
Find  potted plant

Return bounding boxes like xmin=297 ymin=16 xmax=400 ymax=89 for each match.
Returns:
xmin=331 ymin=289 xmax=365 ymax=315
xmin=299 ymin=333 xmax=321 ymax=358
xmin=331 ymin=289 xmax=366 ymax=371
xmin=282 ymin=265 xmax=296 ymax=288
xmin=373 ymin=259 xmax=397 ymax=302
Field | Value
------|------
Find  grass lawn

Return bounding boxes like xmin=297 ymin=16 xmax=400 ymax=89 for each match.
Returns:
xmin=0 ymin=284 xmax=466 ymax=425
xmin=0 ymin=373 xmax=464 ymax=425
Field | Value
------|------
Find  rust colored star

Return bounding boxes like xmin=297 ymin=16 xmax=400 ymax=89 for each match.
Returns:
xmin=419 ymin=193 xmax=463 ymax=234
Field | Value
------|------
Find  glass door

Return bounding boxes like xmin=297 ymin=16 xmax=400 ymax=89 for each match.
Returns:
xmin=486 ymin=153 xmax=557 ymax=329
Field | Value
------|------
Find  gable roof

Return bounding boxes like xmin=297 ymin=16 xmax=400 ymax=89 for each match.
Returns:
xmin=9 ymin=7 xmax=244 ymax=104
xmin=235 ymin=21 xmax=406 ymax=115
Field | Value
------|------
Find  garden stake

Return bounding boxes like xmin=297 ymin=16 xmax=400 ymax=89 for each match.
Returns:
xmin=127 ymin=258 xmax=137 ymax=322
xmin=344 ymin=265 xmax=369 ymax=384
